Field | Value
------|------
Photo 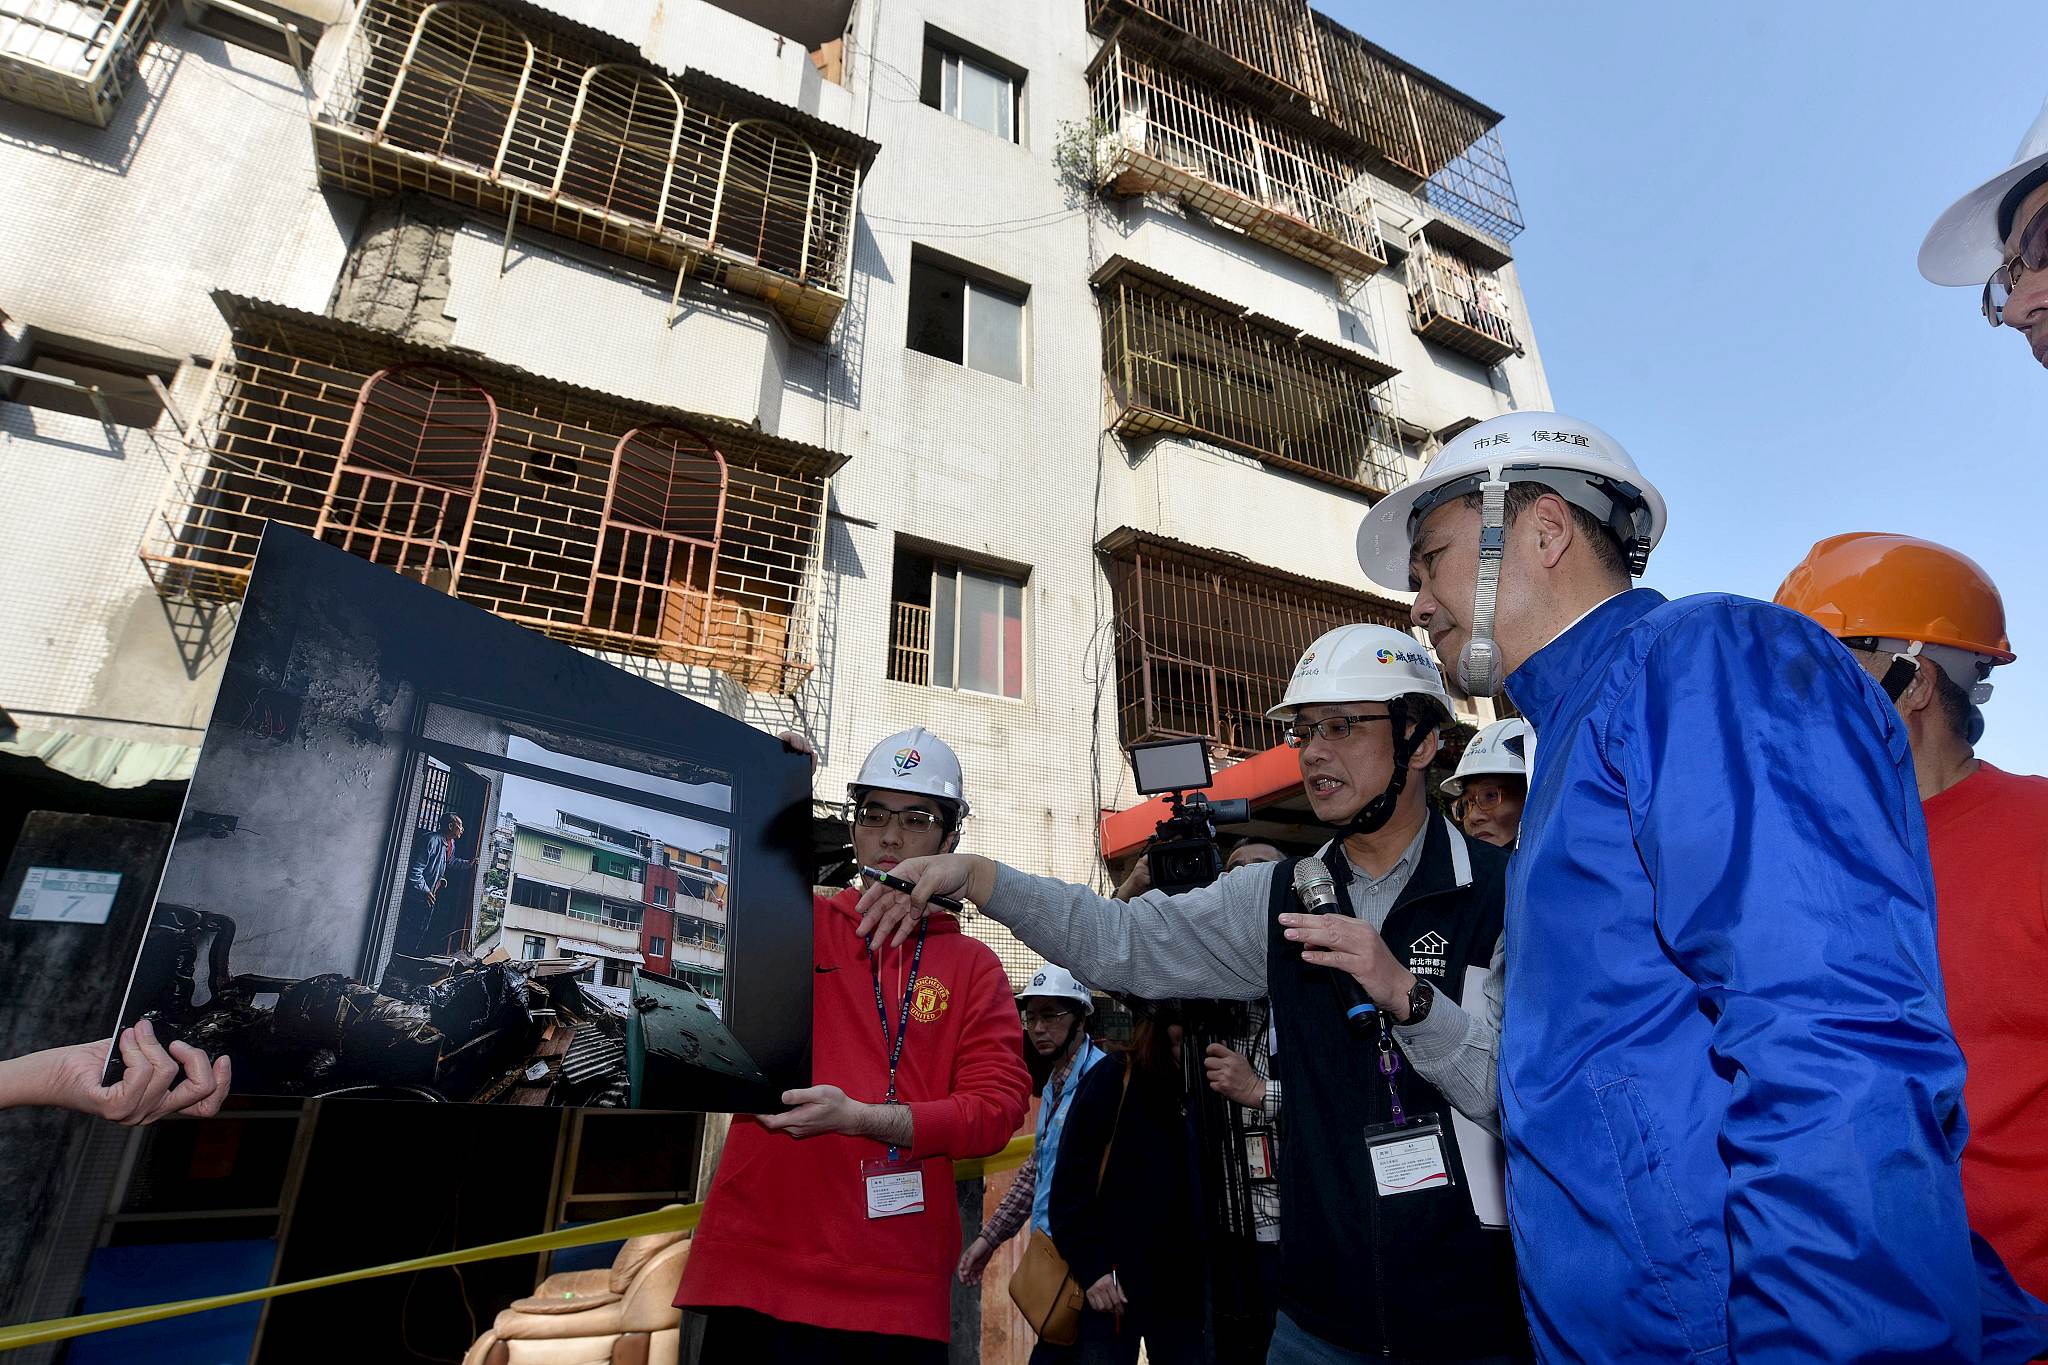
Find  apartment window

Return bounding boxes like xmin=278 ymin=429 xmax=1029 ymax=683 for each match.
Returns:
xmin=522 ymin=935 xmax=546 ymax=959
xmin=602 ymin=959 xmax=629 ymax=988
xmin=511 ymin=877 xmax=564 ymax=913
xmin=649 ymin=936 xmax=667 ymax=957
xmin=653 ymin=886 xmax=671 ymax=907
xmin=920 ymin=36 xmax=1019 ymax=142
xmin=540 ymin=843 xmax=563 ymax=862
xmin=1 ymin=336 xmax=173 ymax=427
xmin=890 ymin=544 xmax=1025 ymax=699
xmin=907 ymin=256 xmax=1025 ymax=382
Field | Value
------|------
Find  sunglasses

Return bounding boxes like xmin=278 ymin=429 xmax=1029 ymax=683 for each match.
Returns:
xmin=1982 ymin=199 xmax=2048 ymax=327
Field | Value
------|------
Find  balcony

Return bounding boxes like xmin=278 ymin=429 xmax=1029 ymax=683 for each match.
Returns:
xmin=1094 ymin=257 xmax=1401 ymax=496
xmin=0 ymin=0 xmax=161 ymax=125
xmin=311 ymin=0 xmax=877 ymax=342
xmin=138 ymin=294 xmax=843 ymax=693
xmin=1083 ymin=0 xmax=1522 ymax=244
xmin=1101 ymin=527 xmax=1413 ymax=758
xmin=1407 ymin=223 xmax=1518 ymax=367
xmin=1087 ymin=39 xmax=1385 ymax=281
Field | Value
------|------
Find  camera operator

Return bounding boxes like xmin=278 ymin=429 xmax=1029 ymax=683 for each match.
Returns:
xmin=856 ymin=625 xmax=1522 ymax=1364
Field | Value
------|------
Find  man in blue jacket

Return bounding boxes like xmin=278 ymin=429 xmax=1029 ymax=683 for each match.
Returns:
xmin=1353 ymin=410 xmax=2048 ymax=1362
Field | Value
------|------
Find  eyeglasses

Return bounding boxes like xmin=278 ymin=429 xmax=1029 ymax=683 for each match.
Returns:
xmin=1456 ymin=787 xmax=1513 ymax=814
xmin=854 ymin=803 xmax=942 ymax=831
xmin=1982 ymin=200 xmax=2048 ymax=327
xmin=1285 ymin=713 xmax=1392 ymax=747
xmin=1020 ymin=1007 xmax=1074 ymax=1026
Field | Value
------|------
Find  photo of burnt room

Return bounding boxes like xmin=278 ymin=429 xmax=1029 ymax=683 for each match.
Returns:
xmin=106 ymin=527 xmax=813 ymax=1112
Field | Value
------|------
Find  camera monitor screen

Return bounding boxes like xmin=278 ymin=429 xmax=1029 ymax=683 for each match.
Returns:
xmin=1130 ymin=738 xmax=1214 ymax=796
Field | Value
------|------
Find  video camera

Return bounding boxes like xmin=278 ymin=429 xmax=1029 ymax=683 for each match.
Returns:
xmin=1127 ymin=737 xmax=1251 ymax=896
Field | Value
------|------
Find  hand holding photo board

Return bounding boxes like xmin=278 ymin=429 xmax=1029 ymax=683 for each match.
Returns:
xmin=105 ymin=528 xmax=813 ymax=1111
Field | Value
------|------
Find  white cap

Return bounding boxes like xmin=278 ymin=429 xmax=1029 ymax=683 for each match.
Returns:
xmin=1355 ymin=410 xmax=1667 ymax=591
xmin=850 ymin=726 xmax=970 ymax=817
xmin=1020 ymin=963 xmax=1093 ymax=1013
xmin=1440 ymin=717 xmax=1532 ymax=796
xmin=1266 ymin=624 xmax=1452 ymax=723
xmin=1920 ymin=97 xmax=2048 ymax=287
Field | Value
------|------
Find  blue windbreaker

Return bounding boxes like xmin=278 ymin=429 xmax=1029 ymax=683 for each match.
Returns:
xmin=1501 ymin=588 xmax=2048 ymax=1362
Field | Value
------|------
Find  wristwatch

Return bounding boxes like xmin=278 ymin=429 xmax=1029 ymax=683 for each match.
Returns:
xmin=1400 ymin=977 xmax=1435 ymax=1026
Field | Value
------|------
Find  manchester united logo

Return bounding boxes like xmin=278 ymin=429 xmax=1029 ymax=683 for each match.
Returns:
xmin=909 ymin=975 xmax=951 ymax=1023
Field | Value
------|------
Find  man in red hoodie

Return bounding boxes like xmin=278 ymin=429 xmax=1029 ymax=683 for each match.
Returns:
xmin=678 ymin=725 xmax=1030 ymax=1362
xmin=1778 ymin=533 xmax=2048 ymax=1302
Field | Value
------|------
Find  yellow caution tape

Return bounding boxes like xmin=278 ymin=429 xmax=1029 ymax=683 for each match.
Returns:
xmin=0 ymin=1131 xmax=1033 ymax=1351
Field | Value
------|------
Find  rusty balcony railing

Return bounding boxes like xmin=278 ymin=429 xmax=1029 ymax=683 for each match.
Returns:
xmin=1083 ymin=0 xmax=1522 ymax=244
xmin=1101 ymin=528 xmax=1414 ymax=758
xmin=0 ymin=0 xmax=162 ymax=125
xmin=139 ymin=294 xmax=843 ymax=694
xmin=1088 ymin=39 xmax=1386 ymax=282
xmin=1095 ymin=258 xmax=1402 ymax=496
xmin=1407 ymin=235 xmax=1518 ymax=367
xmin=312 ymin=0 xmax=876 ymax=342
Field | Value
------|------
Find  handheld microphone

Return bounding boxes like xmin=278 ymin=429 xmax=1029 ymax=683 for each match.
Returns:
xmin=1292 ymin=857 xmax=1378 ymax=1037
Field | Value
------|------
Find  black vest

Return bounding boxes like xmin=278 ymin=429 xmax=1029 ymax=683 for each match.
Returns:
xmin=1265 ymin=816 xmax=1527 ymax=1359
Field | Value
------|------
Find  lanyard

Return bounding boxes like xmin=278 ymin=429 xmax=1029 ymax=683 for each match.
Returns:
xmin=1376 ymin=1014 xmax=1406 ymax=1125
xmin=1042 ymin=1038 xmax=1096 ymax=1136
xmin=867 ymin=915 xmax=930 ymax=1161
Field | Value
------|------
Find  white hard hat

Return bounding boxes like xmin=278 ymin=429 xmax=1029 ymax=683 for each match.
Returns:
xmin=1355 ymin=410 xmax=1667 ymax=591
xmin=1020 ymin=963 xmax=1093 ymax=1013
xmin=1920 ymin=96 xmax=2048 ymax=287
xmin=1266 ymin=624 xmax=1452 ymax=723
xmin=1440 ymin=717 xmax=1532 ymax=796
xmin=850 ymin=726 xmax=970 ymax=817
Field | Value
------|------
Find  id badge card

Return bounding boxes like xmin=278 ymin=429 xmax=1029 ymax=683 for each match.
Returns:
xmin=1244 ymin=1126 xmax=1277 ymax=1182
xmin=1362 ymin=1116 xmax=1453 ymax=1198
xmin=861 ymin=1155 xmax=927 ymax=1219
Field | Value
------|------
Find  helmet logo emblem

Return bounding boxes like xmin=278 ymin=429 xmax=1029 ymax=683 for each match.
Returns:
xmin=892 ymin=748 xmax=921 ymax=775
xmin=1375 ymin=648 xmax=1395 ymax=663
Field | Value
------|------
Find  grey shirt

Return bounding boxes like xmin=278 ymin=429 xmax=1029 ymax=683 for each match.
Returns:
xmin=985 ymin=816 xmax=1505 ymax=1132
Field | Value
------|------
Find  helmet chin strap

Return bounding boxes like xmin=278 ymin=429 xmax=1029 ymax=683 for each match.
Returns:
xmin=1456 ymin=477 xmax=1510 ymax=697
xmin=1338 ymin=698 xmax=1421 ymax=839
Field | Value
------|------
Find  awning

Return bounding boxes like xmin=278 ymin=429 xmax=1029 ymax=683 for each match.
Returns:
xmin=0 ymin=728 xmax=199 ymax=788
xmin=556 ymin=938 xmax=642 ymax=962
xmin=1098 ymin=744 xmax=1312 ymax=861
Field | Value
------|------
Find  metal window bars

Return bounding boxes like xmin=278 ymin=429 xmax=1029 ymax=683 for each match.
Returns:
xmin=315 ymin=0 xmax=868 ymax=341
xmin=1407 ymin=238 xmax=1518 ymax=367
xmin=1100 ymin=528 xmax=1413 ymax=758
xmin=138 ymin=300 xmax=835 ymax=694
xmin=584 ymin=424 xmax=728 ymax=657
xmin=0 ymin=0 xmax=162 ymax=125
xmin=1084 ymin=0 xmax=1523 ymax=243
xmin=312 ymin=363 xmax=495 ymax=591
xmin=1095 ymin=260 xmax=1402 ymax=495
xmin=1088 ymin=39 xmax=1385 ymax=282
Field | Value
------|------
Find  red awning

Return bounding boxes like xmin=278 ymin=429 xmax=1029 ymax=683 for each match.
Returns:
xmin=1098 ymin=743 xmax=1307 ymax=860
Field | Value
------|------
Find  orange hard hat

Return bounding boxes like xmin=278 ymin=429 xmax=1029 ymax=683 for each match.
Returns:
xmin=1774 ymin=532 xmax=2015 ymax=664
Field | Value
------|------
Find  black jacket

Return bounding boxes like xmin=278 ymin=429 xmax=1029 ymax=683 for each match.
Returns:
xmin=1265 ymin=816 xmax=1527 ymax=1359
xmin=1046 ymin=1054 xmax=1204 ymax=1317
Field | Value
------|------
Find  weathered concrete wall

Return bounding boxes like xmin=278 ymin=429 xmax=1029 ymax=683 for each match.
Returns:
xmin=328 ymin=195 xmax=462 ymax=345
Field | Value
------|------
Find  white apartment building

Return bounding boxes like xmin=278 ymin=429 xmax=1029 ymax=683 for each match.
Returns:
xmin=1 ymin=0 xmax=1547 ymax=992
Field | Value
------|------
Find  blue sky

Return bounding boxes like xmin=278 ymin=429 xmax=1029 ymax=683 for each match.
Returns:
xmin=1326 ymin=2 xmax=2046 ymax=777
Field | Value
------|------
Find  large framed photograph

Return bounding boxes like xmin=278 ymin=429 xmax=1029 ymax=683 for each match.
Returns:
xmin=107 ymin=528 xmax=812 ymax=1111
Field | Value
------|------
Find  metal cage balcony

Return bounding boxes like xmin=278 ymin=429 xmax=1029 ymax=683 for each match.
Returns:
xmin=138 ymin=295 xmax=842 ymax=694
xmin=1095 ymin=258 xmax=1402 ymax=496
xmin=1406 ymin=225 xmax=1518 ymax=367
xmin=0 ymin=0 xmax=162 ymax=125
xmin=1088 ymin=39 xmax=1386 ymax=282
xmin=1101 ymin=527 xmax=1413 ymax=758
xmin=311 ymin=0 xmax=875 ymax=342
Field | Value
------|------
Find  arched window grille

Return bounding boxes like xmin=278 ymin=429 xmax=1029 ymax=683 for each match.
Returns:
xmin=586 ymin=425 xmax=729 ymax=650
xmin=374 ymin=1 xmax=534 ymax=177
xmin=315 ymin=363 xmax=496 ymax=588
xmin=552 ymin=62 xmax=684 ymax=230
xmin=710 ymin=118 xmax=820 ymax=284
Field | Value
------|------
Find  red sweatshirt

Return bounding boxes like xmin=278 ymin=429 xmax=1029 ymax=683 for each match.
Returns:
xmin=676 ymin=889 xmax=1030 ymax=1341
xmin=1925 ymin=762 xmax=2048 ymax=1302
